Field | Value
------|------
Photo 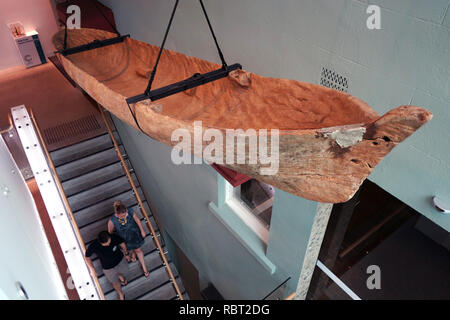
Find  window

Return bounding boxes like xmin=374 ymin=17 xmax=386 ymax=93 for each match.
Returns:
xmin=237 ymin=179 xmax=274 ymax=229
xmin=208 ymin=174 xmax=277 ymax=273
xmin=225 ymin=178 xmax=274 ymax=244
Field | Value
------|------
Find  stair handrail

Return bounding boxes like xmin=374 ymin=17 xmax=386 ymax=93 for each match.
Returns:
xmin=99 ymin=106 xmax=184 ymax=300
xmin=29 ymin=108 xmax=106 ymax=300
xmin=285 ymin=292 xmax=296 ymax=300
xmin=0 ymin=113 xmax=13 ymax=134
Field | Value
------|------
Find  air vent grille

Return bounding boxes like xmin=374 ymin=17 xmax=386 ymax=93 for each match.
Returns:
xmin=43 ymin=114 xmax=101 ymax=145
xmin=320 ymin=67 xmax=349 ymax=92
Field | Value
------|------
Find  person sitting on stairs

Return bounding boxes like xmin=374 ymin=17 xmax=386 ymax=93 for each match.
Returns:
xmin=108 ymin=200 xmax=150 ymax=278
xmin=85 ymin=231 xmax=129 ymax=300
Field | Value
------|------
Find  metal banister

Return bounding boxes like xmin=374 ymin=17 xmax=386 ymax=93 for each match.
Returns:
xmin=99 ymin=106 xmax=184 ymax=300
xmin=29 ymin=108 xmax=106 ymax=300
xmin=0 ymin=113 xmax=14 ymax=134
xmin=284 ymin=292 xmax=296 ymax=300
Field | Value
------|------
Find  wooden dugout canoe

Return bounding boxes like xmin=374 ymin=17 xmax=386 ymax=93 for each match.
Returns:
xmin=53 ymin=28 xmax=432 ymax=203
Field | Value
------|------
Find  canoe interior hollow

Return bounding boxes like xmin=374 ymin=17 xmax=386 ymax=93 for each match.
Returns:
xmin=54 ymin=28 xmax=381 ymax=131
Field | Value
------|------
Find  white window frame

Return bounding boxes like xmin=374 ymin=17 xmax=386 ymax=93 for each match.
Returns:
xmin=208 ymin=174 xmax=276 ymax=273
xmin=224 ymin=180 xmax=270 ymax=244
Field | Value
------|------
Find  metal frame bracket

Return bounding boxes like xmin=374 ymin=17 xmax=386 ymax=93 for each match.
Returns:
xmin=56 ymin=35 xmax=130 ymax=56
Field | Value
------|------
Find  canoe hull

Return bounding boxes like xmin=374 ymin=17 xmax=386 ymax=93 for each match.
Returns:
xmin=53 ymin=29 xmax=432 ymax=203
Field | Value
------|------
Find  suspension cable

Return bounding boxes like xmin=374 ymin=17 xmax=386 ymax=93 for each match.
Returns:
xmin=144 ymin=0 xmax=180 ymax=95
xmin=198 ymin=0 xmax=228 ymax=68
xmin=144 ymin=0 xmax=230 ymax=96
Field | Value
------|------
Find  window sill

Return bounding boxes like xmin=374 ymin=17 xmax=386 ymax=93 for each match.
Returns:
xmin=208 ymin=201 xmax=277 ymax=274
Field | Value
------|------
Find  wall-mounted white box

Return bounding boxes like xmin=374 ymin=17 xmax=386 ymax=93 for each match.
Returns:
xmin=14 ymin=30 xmax=47 ymax=68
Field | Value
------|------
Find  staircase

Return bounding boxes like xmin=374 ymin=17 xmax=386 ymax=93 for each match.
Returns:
xmin=48 ymin=114 xmax=188 ymax=300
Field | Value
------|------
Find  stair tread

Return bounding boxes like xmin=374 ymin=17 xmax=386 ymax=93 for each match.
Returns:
xmin=136 ymin=282 xmax=176 ymax=300
xmin=74 ymin=188 xmax=146 ymax=228
xmin=62 ymin=162 xmax=125 ymax=197
xmin=106 ymin=267 xmax=178 ymax=300
xmin=137 ymin=277 xmax=185 ymax=301
xmin=80 ymin=214 xmax=158 ymax=244
xmin=56 ymin=147 xmax=123 ymax=182
xmin=98 ymin=250 xmax=165 ymax=294
xmin=50 ymin=133 xmax=120 ymax=167
xmin=68 ymin=174 xmax=139 ymax=212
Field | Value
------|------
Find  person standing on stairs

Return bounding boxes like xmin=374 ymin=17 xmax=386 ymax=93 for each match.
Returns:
xmin=85 ymin=231 xmax=129 ymax=300
xmin=108 ymin=200 xmax=150 ymax=278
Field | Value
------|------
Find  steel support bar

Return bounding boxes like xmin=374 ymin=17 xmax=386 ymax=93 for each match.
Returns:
xmin=56 ymin=35 xmax=130 ymax=56
xmin=126 ymin=63 xmax=242 ymax=104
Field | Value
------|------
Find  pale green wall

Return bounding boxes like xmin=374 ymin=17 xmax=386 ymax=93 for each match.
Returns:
xmin=266 ymin=189 xmax=319 ymax=282
xmin=103 ymin=0 xmax=450 ymax=232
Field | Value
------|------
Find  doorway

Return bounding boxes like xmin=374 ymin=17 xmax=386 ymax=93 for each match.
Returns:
xmin=307 ymin=180 xmax=450 ymax=299
xmin=163 ymin=230 xmax=203 ymax=300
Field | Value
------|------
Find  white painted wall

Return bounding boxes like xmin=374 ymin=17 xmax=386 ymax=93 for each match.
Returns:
xmin=0 ymin=0 xmax=59 ymax=70
xmin=103 ymin=0 xmax=450 ymax=231
xmin=0 ymin=136 xmax=67 ymax=299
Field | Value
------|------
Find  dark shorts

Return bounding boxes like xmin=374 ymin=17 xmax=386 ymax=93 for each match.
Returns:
xmin=103 ymin=257 xmax=128 ymax=284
